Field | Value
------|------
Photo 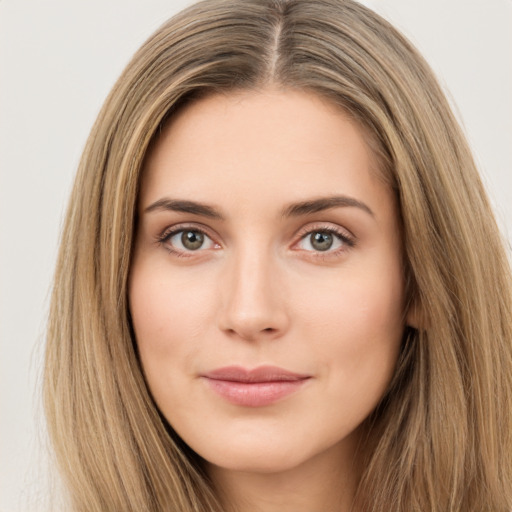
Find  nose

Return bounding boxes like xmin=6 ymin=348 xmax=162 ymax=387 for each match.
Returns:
xmin=217 ymin=248 xmax=290 ymax=342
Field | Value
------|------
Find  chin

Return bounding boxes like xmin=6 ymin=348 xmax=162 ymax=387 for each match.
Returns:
xmin=205 ymin=449 xmax=306 ymax=475
xmin=189 ymin=427 xmax=349 ymax=477
xmin=180 ymin=429 xmax=305 ymax=474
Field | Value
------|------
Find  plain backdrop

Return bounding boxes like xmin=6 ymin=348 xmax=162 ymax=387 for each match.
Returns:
xmin=1 ymin=0 xmax=511 ymax=510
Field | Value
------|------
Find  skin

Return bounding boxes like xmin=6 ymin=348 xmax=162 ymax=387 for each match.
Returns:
xmin=129 ymin=88 xmax=410 ymax=512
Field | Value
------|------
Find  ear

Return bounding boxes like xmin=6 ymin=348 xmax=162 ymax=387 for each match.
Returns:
xmin=405 ymin=294 xmax=425 ymax=330
xmin=403 ymin=269 xmax=426 ymax=330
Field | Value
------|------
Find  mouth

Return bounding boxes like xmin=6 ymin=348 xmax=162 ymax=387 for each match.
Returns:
xmin=200 ymin=365 xmax=311 ymax=407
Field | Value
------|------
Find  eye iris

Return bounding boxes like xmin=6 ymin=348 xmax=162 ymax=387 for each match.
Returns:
xmin=311 ymin=231 xmax=333 ymax=251
xmin=181 ymin=231 xmax=204 ymax=250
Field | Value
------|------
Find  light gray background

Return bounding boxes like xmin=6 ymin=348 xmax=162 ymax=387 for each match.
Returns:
xmin=1 ymin=1 xmax=511 ymax=510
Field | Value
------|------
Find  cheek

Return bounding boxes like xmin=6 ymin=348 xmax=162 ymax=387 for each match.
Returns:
xmin=295 ymin=263 xmax=404 ymax=411
xmin=297 ymin=262 xmax=404 ymax=340
xmin=128 ymin=261 xmax=216 ymax=430
xmin=128 ymin=260 xmax=213 ymax=397
xmin=130 ymin=260 xmax=210 ymax=347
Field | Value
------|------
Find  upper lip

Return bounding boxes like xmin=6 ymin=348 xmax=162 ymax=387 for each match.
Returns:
xmin=202 ymin=365 xmax=310 ymax=383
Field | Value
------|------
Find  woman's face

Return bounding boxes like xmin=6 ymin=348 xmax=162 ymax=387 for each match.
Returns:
xmin=129 ymin=89 xmax=407 ymax=475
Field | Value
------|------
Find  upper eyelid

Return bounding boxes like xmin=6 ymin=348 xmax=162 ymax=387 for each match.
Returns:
xmin=157 ymin=225 xmax=218 ymax=256
xmin=158 ymin=222 xmax=217 ymax=241
xmin=295 ymin=222 xmax=355 ymax=241
xmin=294 ymin=228 xmax=355 ymax=251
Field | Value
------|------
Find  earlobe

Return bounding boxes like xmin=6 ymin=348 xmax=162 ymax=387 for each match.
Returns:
xmin=403 ymin=271 xmax=426 ymax=330
xmin=405 ymin=295 xmax=425 ymax=330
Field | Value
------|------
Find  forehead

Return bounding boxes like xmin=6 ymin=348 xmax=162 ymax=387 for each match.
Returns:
xmin=139 ymin=88 xmax=393 ymax=219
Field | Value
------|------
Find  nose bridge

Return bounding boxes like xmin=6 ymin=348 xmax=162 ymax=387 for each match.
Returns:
xmin=219 ymin=241 xmax=288 ymax=341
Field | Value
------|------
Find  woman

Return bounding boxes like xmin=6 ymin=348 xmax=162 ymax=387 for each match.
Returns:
xmin=44 ymin=0 xmax=512 ymax=510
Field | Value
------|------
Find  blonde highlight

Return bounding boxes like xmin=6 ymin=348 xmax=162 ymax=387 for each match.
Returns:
xmin=44 ymin=1 xmax=512 ymax=510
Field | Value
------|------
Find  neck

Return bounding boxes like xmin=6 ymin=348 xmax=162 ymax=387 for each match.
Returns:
xmin=207 ymin=439 xmax=361 ymax=512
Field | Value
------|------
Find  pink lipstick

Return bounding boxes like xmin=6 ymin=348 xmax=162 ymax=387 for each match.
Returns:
xmin=201 ymin=365 xmax=310 ymax=407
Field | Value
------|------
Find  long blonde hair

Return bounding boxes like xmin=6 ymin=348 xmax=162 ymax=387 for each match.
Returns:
xmin=44 ymin=0 xmax=512 ymax=510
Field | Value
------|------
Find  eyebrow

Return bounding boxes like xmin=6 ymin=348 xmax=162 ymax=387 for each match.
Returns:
xmin=281 ymin=195 xmax=374 ymax=218
xmin=143 ymin=195 xmax=374 ymax=219
xmin=144 ymin=198 xmax=224 ymax=219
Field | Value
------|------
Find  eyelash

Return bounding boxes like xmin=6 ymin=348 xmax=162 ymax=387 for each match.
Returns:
xmin=156 ymin=224 xmax=218 ymax=258
xmin=295 ymin=225 xmax=355 ymax=260
xmin=156 ymin=223 xmax=356 ymax=260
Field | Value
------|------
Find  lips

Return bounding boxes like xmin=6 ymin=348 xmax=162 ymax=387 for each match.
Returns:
xmin=201 ymin=365 xmax=311 ymax=407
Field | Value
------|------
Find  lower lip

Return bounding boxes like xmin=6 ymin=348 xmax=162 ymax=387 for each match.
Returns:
xmin=203 ymin=378 xmax=309 ymax=407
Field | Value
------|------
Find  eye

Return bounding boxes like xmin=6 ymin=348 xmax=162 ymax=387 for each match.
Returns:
xmin=295 ymin=227 xmax=355 ymax=254
xmin=174 ymin=230 xmax=207 ymax=251
xmin=158 ymin=227 xmax=218 ymax=255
